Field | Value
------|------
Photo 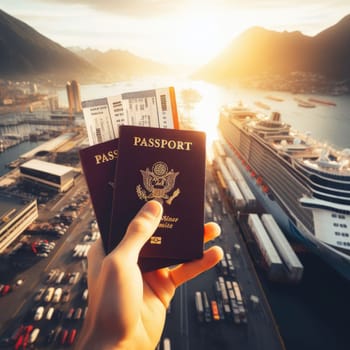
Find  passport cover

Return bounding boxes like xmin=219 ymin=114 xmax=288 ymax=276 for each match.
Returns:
xmin=79 ymin=139 xmax=186 ymax=269
xmin=109 ymin=125 xmax=206 ymax=271
xmin=79 ymin=138 xmax=119 ymax=253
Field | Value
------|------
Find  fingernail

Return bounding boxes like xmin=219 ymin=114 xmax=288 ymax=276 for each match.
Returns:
xmin=142 ymin=200 xmax=163 ymax=217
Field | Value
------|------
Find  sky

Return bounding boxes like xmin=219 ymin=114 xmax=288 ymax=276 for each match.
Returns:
xmin=1 ymin=0 xmax=349 ymax=67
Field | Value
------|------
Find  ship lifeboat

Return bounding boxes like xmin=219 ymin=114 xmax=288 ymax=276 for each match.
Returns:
xmin=256 ymin=176 xmax=263 ymax=185
xmin=250 ymin=171 xmax=256 ymax=177
xmin=262 ymin=184 xmax=269 ymax=193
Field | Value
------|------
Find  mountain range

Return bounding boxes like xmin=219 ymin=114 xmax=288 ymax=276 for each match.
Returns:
xmin=193 ymin=14 xmax=350 ymax=84
xmin=68 ymin=47 xmax=171 ymax=80
xmin=0 ymin=9 xmax=169 ymax=83
xmin=0 ymin=9 xmax=103 ymax=82
xmin=1 ymin=8 xmax=350 ymax=85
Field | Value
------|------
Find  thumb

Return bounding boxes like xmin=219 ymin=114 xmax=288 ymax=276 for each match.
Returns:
xmin=113 ymin=200 xmax=163 ymax=261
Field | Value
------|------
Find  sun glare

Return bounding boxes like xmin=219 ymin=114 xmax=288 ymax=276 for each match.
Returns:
xmin=178 ymin=81 xmax=227 ymax=159
xmin=160 ymin=9 xmax=239 ymax=66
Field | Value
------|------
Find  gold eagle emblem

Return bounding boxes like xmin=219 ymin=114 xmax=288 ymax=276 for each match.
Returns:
xmin=136 ymin=161 xmax=180 ymax=205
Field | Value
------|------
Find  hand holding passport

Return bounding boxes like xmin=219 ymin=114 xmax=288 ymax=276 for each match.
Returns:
xmin=80 ymin=87 xmax=206 ymax=271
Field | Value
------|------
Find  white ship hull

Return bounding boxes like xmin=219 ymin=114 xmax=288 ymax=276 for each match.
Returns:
xmin=218 ymin=108 xmax=350 ymax=280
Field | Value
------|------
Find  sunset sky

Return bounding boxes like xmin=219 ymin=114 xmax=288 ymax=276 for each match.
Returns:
xmin=1 ymin=1 xmax=349 ymax=67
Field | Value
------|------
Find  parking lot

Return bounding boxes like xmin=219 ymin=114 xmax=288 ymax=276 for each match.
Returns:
xmin=0 ymin=175 xmax=97 ymax=349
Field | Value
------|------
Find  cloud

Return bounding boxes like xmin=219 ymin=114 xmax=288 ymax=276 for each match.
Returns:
xmin=35 ymin=0 xmax=349 ymax=21
xmin=36 ymin=0 xmax=184 ymax=17
xmin=37 ymin=0 xmax=347 ymax=17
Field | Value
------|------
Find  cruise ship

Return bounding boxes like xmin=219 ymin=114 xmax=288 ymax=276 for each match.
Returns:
xmin=218 ymin=105 xmax=350 ymax=280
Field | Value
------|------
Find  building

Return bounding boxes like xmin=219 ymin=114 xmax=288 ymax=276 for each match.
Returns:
xmin=0 ymin=193 xmax=38 ymax=254
xmin=48 ymin=95 xmax=59 ymax=112
xmin=66 ymin=80 xmax=82 ymax=113
xmin=20 ymin=159 xmax=76 ymax=193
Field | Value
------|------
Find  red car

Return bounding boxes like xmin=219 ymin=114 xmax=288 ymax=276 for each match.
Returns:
xmin=67 ymin=329 xmax=77 ymax=345
xmin=1 ymin=284 xmax=11 ymax=296
xmin=14 ymin=334 xmax=24 ymax=350
xmin=10 ymin=325 xmax=25 ymax=343
xmin=60 ymin=329 xmax=68 ymax=345
xmin=22 ymin=325 xmax=34 ymax=349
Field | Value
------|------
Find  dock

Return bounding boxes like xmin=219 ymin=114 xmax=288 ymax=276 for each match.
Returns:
xmin=162 ymin=161 xmax=286 ymax=349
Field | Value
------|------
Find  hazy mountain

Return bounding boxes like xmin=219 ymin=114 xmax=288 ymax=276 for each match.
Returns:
xmin=69 ymin=47 xmax=172 ymax=80
xmin=193 ymin=14 xmax=350 ymax=84
xmin=0 ymin=9 xmax=103 ymax=82
xmin=312 ymin=14 xmax=350 ymax=79
xmin=0 ymin=9 xmax=170 ymax=83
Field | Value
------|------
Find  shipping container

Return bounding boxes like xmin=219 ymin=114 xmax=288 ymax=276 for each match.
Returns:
xmin=232 ymin=281 xmax=243 ymax=304
xmin=261 ymin=214 xmax=304 ymax=282
xmin=216 ymin=170 xmax=227 ymax=191
xmin=227 ymin=179 xmax=245 ymax=208
xmin=194 ymin=291 xmax=204 ymax=322
xmin=211 ymin=300 xmax=220 ymax=321
xmin=202 ymin=291 xmax=212 ymax=323
xmin=225 ymin=253 xmax=236 ymax=277
xmin=225 ymin=157 xmax=245 ymax=182
xmin=217 ymin=277 xmax=229 ymax=304
xmin=163 ymin=337 xmax=171 ymax=350
xmin=248 ymin=214 xmax=283 ymax=279
xmin=237 ymin=179 xmax=256 ymax=208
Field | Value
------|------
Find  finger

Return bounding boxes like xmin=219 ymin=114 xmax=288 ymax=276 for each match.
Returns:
xmin=169 ymin=246 xmax=223 ymax=287
xmin=203 ymin=222 xmax=221 ymax=243
xmin=113 ymin=200 xmax=163 ymax=260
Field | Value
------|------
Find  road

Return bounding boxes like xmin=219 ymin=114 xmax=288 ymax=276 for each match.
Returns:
xmin=161 ymin=173 xmax=285 ymax=350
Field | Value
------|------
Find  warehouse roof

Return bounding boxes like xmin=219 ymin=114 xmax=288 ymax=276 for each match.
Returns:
xmin=20 ymin=159 xmax=74 ymax=177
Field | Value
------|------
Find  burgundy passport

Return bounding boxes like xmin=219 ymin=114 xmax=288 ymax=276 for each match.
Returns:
xmin=79 ymin=138 xmax=119 ymax=253
xmin=109 ymin=125 xmax=207 ymax=271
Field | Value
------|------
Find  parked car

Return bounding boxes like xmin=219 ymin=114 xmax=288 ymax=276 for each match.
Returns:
xmin=82 ymin=288 xmax=88 ymax=301
xmin=44 ymin=287 xmax=55 ymax=303
xmin=52 ymin=288 xmax=62 ymax=303
xmin=28 ymin=328 xmax=40 ymax=344
xmin=46 ymin=307 xmax=55 ymax=320
xmin=34 ymin=306 xmax=44 ymax=321
xmin=1 ymin=284 xmax=11 ymax=296
xmin=46 ymin=269 xmax=58 ymax=284
xmin=34 ymin=288 xmax=45 ymax=302
xmin=69 ymin=272 xmax=80 ymax=285
xmin=60 ymin=329 xmax=69 ymax=345
xmin=67 ymin=329 xmax=77 ymax=345
xmin=65 ymin=308 xmax=75 ymax=320
xmin=74 ymin=307 xmax=82 ymax=320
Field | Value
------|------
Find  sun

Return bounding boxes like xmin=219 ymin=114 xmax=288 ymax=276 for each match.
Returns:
xmin=163 ymin=9 xmax=238 ymax=66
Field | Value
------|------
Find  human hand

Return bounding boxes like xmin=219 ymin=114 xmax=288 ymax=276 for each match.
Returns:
xmin=76 ymin=200 xmax=223 ymax=350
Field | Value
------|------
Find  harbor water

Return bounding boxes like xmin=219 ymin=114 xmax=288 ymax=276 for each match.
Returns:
xmin=0 ymin=140 xmax=45 ymax=176
xmin=1 ymin=78 xmax=350 ymax=350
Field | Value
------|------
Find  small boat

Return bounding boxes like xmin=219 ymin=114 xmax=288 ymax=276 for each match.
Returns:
xmin=254 ymin=101 xmax=271 ymax=110
xmin=265 ymin=95 xmax=284 ymax=102
xmin=308 ymin=98 xmax=336 ymax=106
xmin=294 ymin=97 xmax=316 ymax=108
xmin=298 ymin=102 xmax=316 ymax=108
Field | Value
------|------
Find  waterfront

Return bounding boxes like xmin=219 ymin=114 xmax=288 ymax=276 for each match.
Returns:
xmin=1 ymin=78 xmax=350 ymax=350
xmin=0 ymin=140 xmax=45 ymax=176
xmin=54 ymin=78 xmax=350 ymax=151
